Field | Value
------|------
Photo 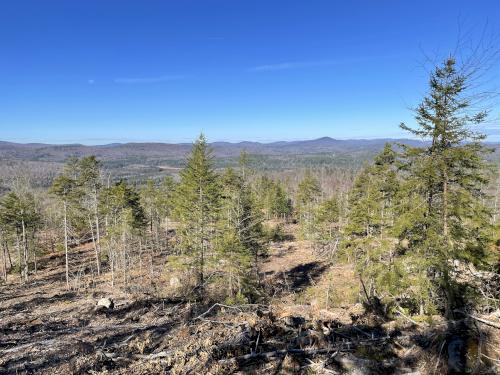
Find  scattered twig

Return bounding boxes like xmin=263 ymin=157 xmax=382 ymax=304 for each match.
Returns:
xmin=468 ymin=314 xmax=500 ymax=330
xmin=134 ymin=350 xmax=170 ymax=360
xmin=219 ymin=348 xmax=334 ymax=364
xmin=219 ymin=337 xmax=389 ymax=365
xmin=193 ymin=303 xmax=242 ymax=321
xmin=197 ymin=318 xmax=236 ymax=326
xmin=453 ymin=310 xmax=500 ymax=329
xmin=396 ymin=308 xmax=424 ymax=327
xmin=433 ymin=340 xmax=446 ymax=375
xmin=481 ymin=352 xmax=500 ymax=363
xmin=352 ymin=326 xmax=372 ymax=339
xmin=359 ymin=276 xmax=375 ymax=312
xmin=254 ymin=329 xmax=261 ymax=353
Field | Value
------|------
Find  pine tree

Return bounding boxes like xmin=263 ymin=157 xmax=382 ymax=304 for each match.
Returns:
xmin=296 ymin=170 xmax=321 ymax=240
xmin=0 ymin=192 xmax=41 ymax=282
xmin=255 ymin=176 xmax=292 ymax=220
xmin=158 ymin=176 xmax=176 ymax=242
xmin=270 ymin=182 xmax=293 ymax=220
xmin=217 ymin=168 xmax=265 ymax=302
xmin=397 ymin=57 xmax=494 ymax=316
xmin=76 ymin=156 xmax=103 ymax=275
xmin=238 ymin=150 xmax=250 ymax=180
xmin=316 ymin=196 xmax=340 ymax=240
xmin=172 ymin=134 xmax=220 ymax=298
xmin=101 ymin=180 xmax=146 ymax=286
xmin=344 ymin=144 xmax=400 ymax=300
xmin=140 ymin=179 xmax=162 ymax=249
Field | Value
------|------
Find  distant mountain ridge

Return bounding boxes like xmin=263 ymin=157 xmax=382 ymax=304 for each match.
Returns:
xmin=0 ymin=137 xmax=497 ymax=163
xmin=0 ymin=137 xmax=418 ymax=162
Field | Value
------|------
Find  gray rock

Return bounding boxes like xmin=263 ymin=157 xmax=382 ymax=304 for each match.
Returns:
xmin=96 ymin=297 xmax=114 ymax=310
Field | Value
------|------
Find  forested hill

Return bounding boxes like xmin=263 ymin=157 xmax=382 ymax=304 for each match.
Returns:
xmin=1 ymin=137 xmax=498 ymax=186
xmin=2 ymin=137 xmax=499 ymax=160
xmin=0 ymin=137 xmax=425 ymax=161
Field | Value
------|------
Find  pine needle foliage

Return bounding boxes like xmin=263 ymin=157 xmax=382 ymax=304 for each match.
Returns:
xmin=397 ymin=57 xmax=494 ymax=315
xmin=172 ymin=134 xmax=221 ymax=297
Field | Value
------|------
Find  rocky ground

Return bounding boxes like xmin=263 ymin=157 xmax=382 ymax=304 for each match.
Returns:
xmin=0 ymin=235 xmax=499 ymax=374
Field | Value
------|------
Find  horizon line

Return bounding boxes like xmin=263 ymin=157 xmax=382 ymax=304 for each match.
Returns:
xmin=2 ymin=135 xmax=500 ymax=147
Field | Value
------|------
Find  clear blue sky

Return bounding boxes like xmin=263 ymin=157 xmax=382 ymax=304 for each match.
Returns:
xmin=1 ymin=1 xmax=499 ymax=144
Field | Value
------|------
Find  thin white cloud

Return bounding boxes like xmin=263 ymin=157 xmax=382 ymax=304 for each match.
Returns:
xmin=249 ymin=60 xmax=338 ymax=72
xmin=114 ymin=75 xmax=185 ymax=84
xmin=249 ymin=56 xmax=391 ymax=72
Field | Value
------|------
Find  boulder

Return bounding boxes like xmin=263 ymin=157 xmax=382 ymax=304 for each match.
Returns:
xmin=96 ymin=297 xmax=114 ymax=310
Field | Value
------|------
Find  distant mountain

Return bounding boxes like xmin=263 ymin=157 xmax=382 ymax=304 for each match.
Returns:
xmin=0 ymin=137 xmax=436 ymax=162
xmin=1 ymin=137 xmax=498 ymax=186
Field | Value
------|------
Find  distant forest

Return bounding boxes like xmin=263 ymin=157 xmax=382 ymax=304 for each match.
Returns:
xmin=1 ymin=137 xmax=499 ymax=188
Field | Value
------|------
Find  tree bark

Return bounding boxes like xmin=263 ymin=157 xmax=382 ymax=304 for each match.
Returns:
xmin=32 ymin=230 xmax=37 ymax=274
xmin=16 ymin=233 xmax=21 ymax=283
xmin=21 ymin=220 xmax=28 ymax=282
xmin=1 ymin=239 xmax=6 ymax=282
xmin=443 ymin=168 xmax=449 ymax=238
xmin=88 ymin=216 xmax=100 ymax=276
xmin=94 ymin=188 xmax=101 ymax=275
xmin=63 ymin=201 xmax=69 ymax=289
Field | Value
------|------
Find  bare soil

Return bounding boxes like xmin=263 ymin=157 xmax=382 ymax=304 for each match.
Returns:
xmin=1 ymin=236 xmax=498 ymax=374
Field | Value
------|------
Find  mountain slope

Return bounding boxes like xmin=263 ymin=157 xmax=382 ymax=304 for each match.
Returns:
xmin=0 ymin=137 xmax=430 ymax=162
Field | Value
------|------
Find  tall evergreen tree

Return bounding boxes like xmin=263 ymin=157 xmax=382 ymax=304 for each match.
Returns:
xmin=76 ymin=156 xmax=103 ymax=275
xmin=296 ymin=170 xmax=322 ymax=240
xmin=270 ymin=182 xmax=293 ymax=220
xmin=172 ymin=134 xmax=220 ymax=298
xmin=101 ymin=180 xmax=146 ymax=286
xmin=397 ymin=57 xmax=494 ymax=315
xmin=344 ymin=144 xmax=400 ymax=299
xmin=315 ymin=196 xmax=341 ymax=241
xmin=217 ymin=168 xmax=265 ymax=302
xmin=158 ymin=176 xmax=176 ymax=241
xmin=140 ymin=179 xmax=162 ymax=249
xmin=255 ymin=176 xmax=293 ymax=220
xmin=0 ymin=192 xmax=41 ymax=282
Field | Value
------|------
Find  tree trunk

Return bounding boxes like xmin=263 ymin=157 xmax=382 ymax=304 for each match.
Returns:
xmin=165 ymin=216 xmax=169 ymax=250
xmin=16 ymin=233 xmax=21 ymax=282
xmin=138 ymin=237 xmax=143 ymax=279
xmin=63 ymin=201 xmax=69 ymax=289
xmin=1 ymin=240 xmax=6 ymax=282
xmin=94 ymin=189 xmax=101 ymax=275
xmin=89 ymin=215 xmax=100 ymax=276
xmin=154 ymin=218 xmax=160 ymax=253
xmin=149 ymin=238 xmax=154 ymax=285
xmin=21 ymin=220 xmax=28 ymax=283
xmin=443 ymin=169 xmax=449 ymax=238
xmin=5 ymin=240 xmax=12 ymax=269
xmin=198 ymin=187 xmax=205 ymax=298
xmin=0 ymin=233 xmax=8 ymax=282
xmin=122 ymin=221 xmax=127 ymax=287
xmin=32 ymin=231 xmax=37 ymax=274
xmin=110 ymin=240 xmax=115 ymax=287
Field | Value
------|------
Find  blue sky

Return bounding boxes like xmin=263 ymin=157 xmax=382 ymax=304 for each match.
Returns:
xmin=0 ymin=1 xmax=499 ymax=144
